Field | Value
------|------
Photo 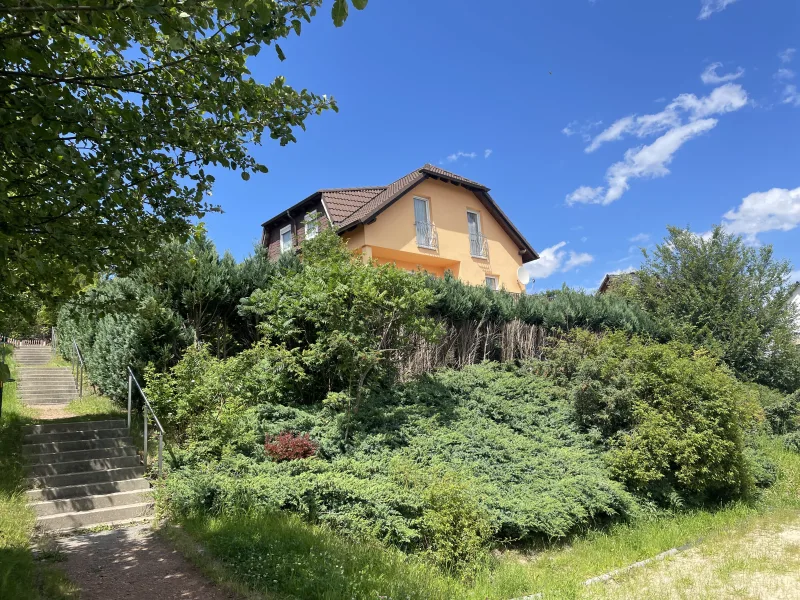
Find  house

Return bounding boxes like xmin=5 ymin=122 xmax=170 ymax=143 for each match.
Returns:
xmin=598 ymin=271 xmax=638 ymax=294
xmin=260 ymin=164 xmax=538 ymax=293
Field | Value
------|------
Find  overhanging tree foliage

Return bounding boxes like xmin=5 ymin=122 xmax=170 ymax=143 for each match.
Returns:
xmin=0 ymin=0 xmax=366 ymax=318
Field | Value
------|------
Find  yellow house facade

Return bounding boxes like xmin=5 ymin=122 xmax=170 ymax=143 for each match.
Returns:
xmin=261 ymin=164 xmax=538 ymax=292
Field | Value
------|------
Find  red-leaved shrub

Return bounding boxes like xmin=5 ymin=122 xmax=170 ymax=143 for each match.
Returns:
xmin=264 ymin=432 xmax=318 ymax=462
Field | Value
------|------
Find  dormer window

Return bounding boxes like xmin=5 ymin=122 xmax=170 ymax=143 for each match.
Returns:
xmin=305 ymin=211 xmax=320 ymax=240
xmin=280 ymin=225 xmax=292 ymax=253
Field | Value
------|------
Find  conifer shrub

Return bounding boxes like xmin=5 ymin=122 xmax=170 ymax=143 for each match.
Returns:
xmin=541 ymin=330 xmax=763 ymax=505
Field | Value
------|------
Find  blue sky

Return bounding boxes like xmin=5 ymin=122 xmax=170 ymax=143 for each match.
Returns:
xmin=203 ymin=0 xmax=800 ymax=292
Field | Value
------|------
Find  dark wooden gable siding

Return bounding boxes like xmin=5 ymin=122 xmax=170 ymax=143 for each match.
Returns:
xmin=263 ymin=198 xmax=329 ymax=260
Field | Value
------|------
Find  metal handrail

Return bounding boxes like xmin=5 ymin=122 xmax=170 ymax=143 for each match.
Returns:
xmin=71 ymin=340 xmax=85 ymax=398
xmin=127 ymin=366 xmax=164 ymax=479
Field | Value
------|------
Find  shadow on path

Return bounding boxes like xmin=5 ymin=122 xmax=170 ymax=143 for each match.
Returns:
xmin=57 ymin=525 xmax=237 ymax=600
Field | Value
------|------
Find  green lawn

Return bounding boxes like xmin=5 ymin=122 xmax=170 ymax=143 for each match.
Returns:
xmin=165 ymin=438 xmax=800 ymax=600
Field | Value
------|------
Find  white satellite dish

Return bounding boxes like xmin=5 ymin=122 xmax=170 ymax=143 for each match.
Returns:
xmin=517 ymin=266 xmax=531 ymax=286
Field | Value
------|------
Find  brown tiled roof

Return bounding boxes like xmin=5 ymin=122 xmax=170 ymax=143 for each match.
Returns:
xmin=322 ymin=188 xmax=385 ymax=223
xmin=262 ymin=164 xmax=539 ymax=262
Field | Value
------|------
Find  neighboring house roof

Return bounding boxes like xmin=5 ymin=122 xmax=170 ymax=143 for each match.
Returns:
xmin=261 ymin=164 xmax=539 ymax=262
xmin=598 ymin=271 xmax=638 ymax=294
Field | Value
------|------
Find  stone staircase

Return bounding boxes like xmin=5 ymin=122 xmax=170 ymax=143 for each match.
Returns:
xmin=24 ymin=419 xmax=154 ymax=531
xmin=15 ymin=345 xmax=77 ymax=405
xmin=14 ymin=345 xmax=155 ymax=532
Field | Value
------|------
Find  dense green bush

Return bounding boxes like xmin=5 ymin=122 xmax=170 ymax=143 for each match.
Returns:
xmin=158 ymin=361 xmax=636 ymax=563
xmin=760 ymin=390 xmax=800 ymax=435
xmin=783 ymin=432 xmax=800 ymax=454
xmin=57 ymin=277 xmax=191 ymax=401
xmin=57 ymin=231 xmax=298 ymax=401
xmin=540 ymin=331 xmax=763 ymax=505
xmin=428 ymin=274 xmax=662 ymax=337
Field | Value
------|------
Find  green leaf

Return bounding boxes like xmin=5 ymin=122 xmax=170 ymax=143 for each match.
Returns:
xmin=331 ymin=0 xmax=348 ymax=26
xmin=275 ymin=44 xmax=286 ymax=61
xmin=31 ymin=114 xmax=42 ymax=126
xmin=241 ymin=171 xmax=251 ymax=181
xmin=244 ymin=44 xmax=261 ymax=56
xmin=351 ymin=0 xmax=368 ymax=9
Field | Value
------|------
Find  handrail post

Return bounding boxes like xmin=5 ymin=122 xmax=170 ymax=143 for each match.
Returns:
xmin=143 ymin=409 xmax=148 ymax=468
xmin=158 ymin=433 xmax=163 ymax=479
xmin=79 ymin=364 xmax=83 ymax=398
xmin=127 ymin=372 xmax=133 ymax=431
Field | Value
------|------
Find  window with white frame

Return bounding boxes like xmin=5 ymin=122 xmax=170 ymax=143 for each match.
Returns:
xmin=485 ymin=275 xmax=499 ymax=291
xmin=304 ymin=211 xmax=320 ymax=240
xmin=280 ymin=225 xmax=293 ymax=253
xmin=467 ymin=210 xmax=487 ymax=258
xmin=414 ymin=197 xmax=435 ymax=248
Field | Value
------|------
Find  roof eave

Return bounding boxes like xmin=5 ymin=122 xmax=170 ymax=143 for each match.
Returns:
xmin=260 ymin=191 xmax=323 ymax=229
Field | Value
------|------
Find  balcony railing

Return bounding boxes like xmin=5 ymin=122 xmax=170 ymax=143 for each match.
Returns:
xmin=469 ymin=232 xmax=489 ymax=259
xmin=415 ymin=221 xmax=439 ymax=250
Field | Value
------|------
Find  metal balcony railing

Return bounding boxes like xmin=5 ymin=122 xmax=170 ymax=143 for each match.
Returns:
xmin=469 ymin=232 xmax=489 ymax=259
xmin=415 ymin=221 xmax=439 ymax=250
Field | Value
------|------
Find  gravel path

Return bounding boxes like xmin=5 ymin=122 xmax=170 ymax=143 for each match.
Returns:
xmin=56 ymin=525 xmax=237 ymax=600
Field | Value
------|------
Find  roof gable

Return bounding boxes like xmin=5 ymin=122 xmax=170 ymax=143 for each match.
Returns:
xmin=262 ymin=164 xmax=539 ymax=262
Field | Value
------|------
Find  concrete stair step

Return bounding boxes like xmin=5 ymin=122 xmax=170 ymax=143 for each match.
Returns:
xmin=24 ymin=428 xmax=128 ymax=444
xmin=30 ymin=490 xmax=153 ymax=517
xmin=27 ymin=456 xmax=141 ymax=477
xmin=24 ymin=420 xmax=127 ymax=435
xmin=24 ymin=400 xmax=78 ymax=407
xmin=25 ymin=446 xmax=138 ymax=465
xmin=36 ymin=501 xmax=154 ymax=532
xmin=27 ymin=466 xmax=146 ymax=489
xmin=24 ymin=399 xmax=78 ymax=406
xmin=22 ymin=394 xmax=78 ymax=402
xmin=19 ymin=384 xmax=77 ymax=389
xmin=25 ymin=478 xmax=151 ymax=502
xmin=25 ymin=446 xmax=138 ymax=466
xmin=23 ymin=436 xmax=136 ymax=455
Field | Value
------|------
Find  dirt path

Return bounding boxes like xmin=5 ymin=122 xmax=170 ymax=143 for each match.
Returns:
xmin=55 ymin=525 xmax=238 ymax=600
xmin=34 ymin=403 xmax=77 ymax=420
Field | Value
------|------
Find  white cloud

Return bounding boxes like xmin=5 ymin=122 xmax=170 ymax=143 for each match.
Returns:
xmin=720 ymin=186 xmax=800 ymax=243
xmin=584 ymin=83 xmax=745 ymax=153
xmin=564 ymin=251 xmax=594 ymax=271
xmin=789 ymin=269 xmax=800 ymax=283
xmin=782 ymin=85 xmax=800 ymax=106
xmin=605 ymin=119 xmax=718 ymax=203
xmin=444 ymin=151 xmax=477 ymax=163
xmin=698 ymin=0 xmax=739 ymax=20
xmin=566 ymin=186 xmax=605 ymax=206
xmin=572 ymin=84 xmax=747 ymax=205
xmin=563 ymin=120 xmax=603 ymax=142
xmin=701 ymin=62 xmax=745 ymax=85
xmin=585 ymin=116 xmax=637 ymax=152
xmin=775 ymin=68 xmax=796 ymax=81
xmin=669 ymin=83 xmax=749 ymax=118
xmin=573 ymin=119 xmax=719 ymax=205
xmin=524 ymin=242 xmax=567 ymax=279
xmin=779 ymin=48 xmax=797 ymax=64
xmin=629 ymin=233 xmax=650 ymax=243
xmin=524 ymin=242 xmax=594 ymax=279
xmin=484 ymin=148 xmax=493 ymax=159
